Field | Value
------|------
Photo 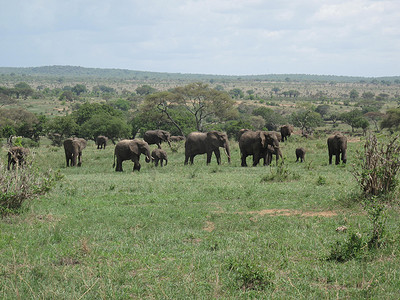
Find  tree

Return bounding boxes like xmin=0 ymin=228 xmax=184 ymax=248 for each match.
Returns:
xmin=45 ymin=115 xmax=79 ymax=138
xmin=71 ymin=103 xmax=124 ymax=126
xmin=136 ymin=85 xmax=156 ymax=96
xmin=381 ymin=108 xmax=400 ymax=132
xmin=290 ymin=106 xmax=323 ymax=135
xmin=362 ymin=91 xmax=375 ymax=100
xmin=340 ymin=109 xmax=370 ymax=132
xmin=229 ymin=88 xmax=244 ymax=99
xmin=315 ymin=104 xmax=330 ymax=118
xmin=349 ymin=89 xmax=359 ymax=100
xmin=72 ymin=84 xmax=87 ymax=96
xmin=365 ymin=111 xmax=384 ymax=132
xmin=59 ymin=90 xmax=75 ymax=101
xmin=14 ymin=82 xmax=34 ymax=99
xmin=80 ymin=113 xmax=131 ymax=142
xmin=252 ymin=107 xmax=285 ymax=131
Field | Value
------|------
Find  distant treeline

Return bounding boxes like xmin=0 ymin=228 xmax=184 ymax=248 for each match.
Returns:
xmin=0 ymin=65 xmax=399 ymax=83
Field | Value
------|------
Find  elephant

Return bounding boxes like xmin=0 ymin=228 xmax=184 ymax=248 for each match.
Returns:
xmin=63 ymin=138 xmax=87 ymax=167
xmin=143 ymin=130 xmax=171 ymax=149
xmin=7 ymin=146 xmax=29 ymax=170
xmin=169 ymin=135 xmax=185 ymax=142
xmin=265 ymin=144 xmax=284 ymax=166
xmin=327 ymin=133 xmax=347 ymax=165
xmin=113 ymin=139 xmax=151 ymax=172
xmin=295 ymin=147 xmax=306 ymax=162
xmin=96 ymin=135 xmax=108 ymax=149
xmin=151 ymin=148 xmax=168 ymax=167
xmin=280 ymin=125 xmax=294 ymax=142
xmin=239 ymin=130 xmax=281 ymax=167
xmin=184 ymin=131 xmax=231 ymax=165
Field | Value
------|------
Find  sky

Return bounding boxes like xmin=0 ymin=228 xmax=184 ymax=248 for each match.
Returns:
xmin=1 ymin=0 xmax=399 ymax=77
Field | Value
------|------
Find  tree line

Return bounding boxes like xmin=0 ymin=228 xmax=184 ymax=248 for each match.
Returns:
xmin=1 ymin=80 xmax=400 ymax=147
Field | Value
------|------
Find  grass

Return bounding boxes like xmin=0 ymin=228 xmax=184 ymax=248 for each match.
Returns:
xmin=0 ymin=136 xmax=400 ymax=298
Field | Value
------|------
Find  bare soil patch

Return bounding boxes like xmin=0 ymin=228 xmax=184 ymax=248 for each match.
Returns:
xmin=239 ymin=209 xmax=338 ymax=218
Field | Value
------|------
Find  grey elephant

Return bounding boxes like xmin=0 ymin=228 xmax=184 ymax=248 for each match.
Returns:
xmin=239 ymin=130 xmax=281 ymax=167
xmin=184 ymin=131 xmax=231 ymax=165
xmin=170 ymin=135 xmax=185 ymax=142
xmin=144 ymin=130 xmax=171 ymax=149
xmin=151 ymin=148 xmax=168 ymax=167
xmin=63 ymin=138 xmax=87 ymax=167
xmin=327 ymin=133 xmax=347 ymax=165
xmin=7 ymin=146 xmax=29 ymax=170
xmin=280 ymin=125 xmax=294 ymax=142
xmin=96 ymin=135 xmax=108 ymax=149
xmin=265 ymin=144 xmax=284 ymax=166
xmin=295 ymin=147 xmax=306 ymax=162
xmin=113 ymin=139 xmax=151 ymax=172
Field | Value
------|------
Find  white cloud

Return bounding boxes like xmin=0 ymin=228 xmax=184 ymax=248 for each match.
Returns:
xmin=0 ymin=0 xmax=399 ymax=76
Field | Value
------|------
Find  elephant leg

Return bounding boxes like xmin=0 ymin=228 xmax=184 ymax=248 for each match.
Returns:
xmin=132 ymin=156 xmax=141 ymax=171
xmin=190 ymin=155 xmax=195 ymax=164
xmin=116 ymin=158 xmax=123 ymax=172
xmin=184 ymin=154 xmax=189 ymax=165
xmin=214 ymin=149 xmax=221 ymax=165
xmin=157 ymin=143 xmax=161 ymax=149
xmin=241 ymin=154 xmax=247 ymax=167
xmin=206 ymin=152 xmax=212 ymax=164
xmin=155 ymin=158 xmax=159 ymax=167
xmin=252 ymin=153 xmax=260 ymax=167
xmin=328 ymin=153 xmax=333 ymax=165
xmin=160 ymin=159 xmax=164 ymax=167
xmin=335 ymin=154 xmax=340 ymax=165
xmin=77 ymin=152 xmax=82 ymax=167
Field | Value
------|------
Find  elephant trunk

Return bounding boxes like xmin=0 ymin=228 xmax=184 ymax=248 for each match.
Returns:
xmin=342 ymin=148 xmax=347 ymax=163
xmin=144 ymin=148 xmax=152 ymax=163
xmin=224 ymin=143 xmax=231 ymax=163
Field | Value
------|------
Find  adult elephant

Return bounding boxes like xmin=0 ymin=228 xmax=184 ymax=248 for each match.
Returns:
xmin=96 ymin=135 xmax=108 ymax=149
xmin=280 ymin=125 xmax=294 ymax=142
xmin=113 ymin=139 xmax=151 ymax=172
xmin=327 ymin=133 xmax=347 ymax=165
xmin=239 ymin=130 xmax=281 ymax=167
xmin=184 ymin=131 xmax=231 ymax=165
xmin=144 ymin=130 xmax=171 ymax=149
xmin=63 ymin=138 xmax=87 ymax=167
xmin=7 ymin=146 xmax=29 ymax=170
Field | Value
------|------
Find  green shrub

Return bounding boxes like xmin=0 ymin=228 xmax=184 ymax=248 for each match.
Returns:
xmin=0 ymin=161 xmax=62 ymax=216
xmin=226 ymin=256 xmax=274 ymax=291
xmin=327 ymin=232 xmax=366 ymax=262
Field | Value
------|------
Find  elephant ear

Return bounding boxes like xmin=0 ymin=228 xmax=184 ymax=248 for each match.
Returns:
xmin=207 ymin=131 xmax=219 ymax=147
xmin=128 ymin=141 xmax=139 ymax=155
xmin=259 ymin=132 xmax=266 ymax=148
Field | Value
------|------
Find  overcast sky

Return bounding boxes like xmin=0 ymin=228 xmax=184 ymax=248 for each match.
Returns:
xmin=1 ymin=0 xmax=399 ymax=77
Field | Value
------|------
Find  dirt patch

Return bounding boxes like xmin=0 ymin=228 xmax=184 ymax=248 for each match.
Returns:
xmin=240 ymin=209 xmax=338 ymax=218
xmin=203 ymin=221 xmax=215 ymax=232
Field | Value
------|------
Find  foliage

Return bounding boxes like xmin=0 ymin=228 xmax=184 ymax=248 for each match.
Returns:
xmin=327 ymin=232 xmax=366 ymax=262
xmin=71 ymin=103 xmax=124 ymax=126
xmin=0 ymin=161 xmax=61 ymax=216
xmin=340 ymin=109 xmax=369 ymax=132
xmin=79 ymin=113 xmax=131 ymax=141
xmin=381 ymin=108 xmax=400 ymax=131
xmin=136 ymin=85 xmax=157 ymax=96
xmin=46 ymin=115 xmax=79 ymax=138
xmin=226 ymin=256 xmax=274 ymax=291
xmin=352 ymin=134 xmax=400 ymax=197
xmin=252 ymin=107 xmax=285 ymax=130
xmin=290 ymin=105 xmax=323 ymax=134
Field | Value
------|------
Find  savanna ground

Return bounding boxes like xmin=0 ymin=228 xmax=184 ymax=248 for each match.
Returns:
xmin=1 ymin=135 xmax=400 ymax=299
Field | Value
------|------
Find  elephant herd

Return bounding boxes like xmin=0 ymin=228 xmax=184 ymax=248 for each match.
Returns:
xmin=4 ymin=128 xmax=348 ymax=173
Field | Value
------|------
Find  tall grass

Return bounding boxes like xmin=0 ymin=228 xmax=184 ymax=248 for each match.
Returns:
xmin=0 ymin=137 xmax=399 ymax=298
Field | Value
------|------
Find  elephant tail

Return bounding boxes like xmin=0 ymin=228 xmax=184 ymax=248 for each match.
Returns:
xmin=112 ymin=153 xmax=116 ymax=169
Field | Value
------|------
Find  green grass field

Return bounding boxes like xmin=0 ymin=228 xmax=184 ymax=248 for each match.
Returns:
xmin=1 ymin=136 xmax=400 ymax=299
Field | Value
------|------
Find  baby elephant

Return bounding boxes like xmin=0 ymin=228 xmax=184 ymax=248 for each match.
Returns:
xmin=295 ymin=147 xmax=306 ymax=162
xmin=151 ymin=148 xmax=168 ymax=167
xmin=7 ymin=146 xmax=29 ymax=170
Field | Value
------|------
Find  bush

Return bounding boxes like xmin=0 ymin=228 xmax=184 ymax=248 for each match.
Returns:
xmin=327 ymin=232 xmax=366 ymax=262
xmin=0 ymin=160 xmax=62 ymax=216
xmin=226 ymin=256 xmax=274 ymax=291
xmin=352 ymin=134 xmax=400 ymax=197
